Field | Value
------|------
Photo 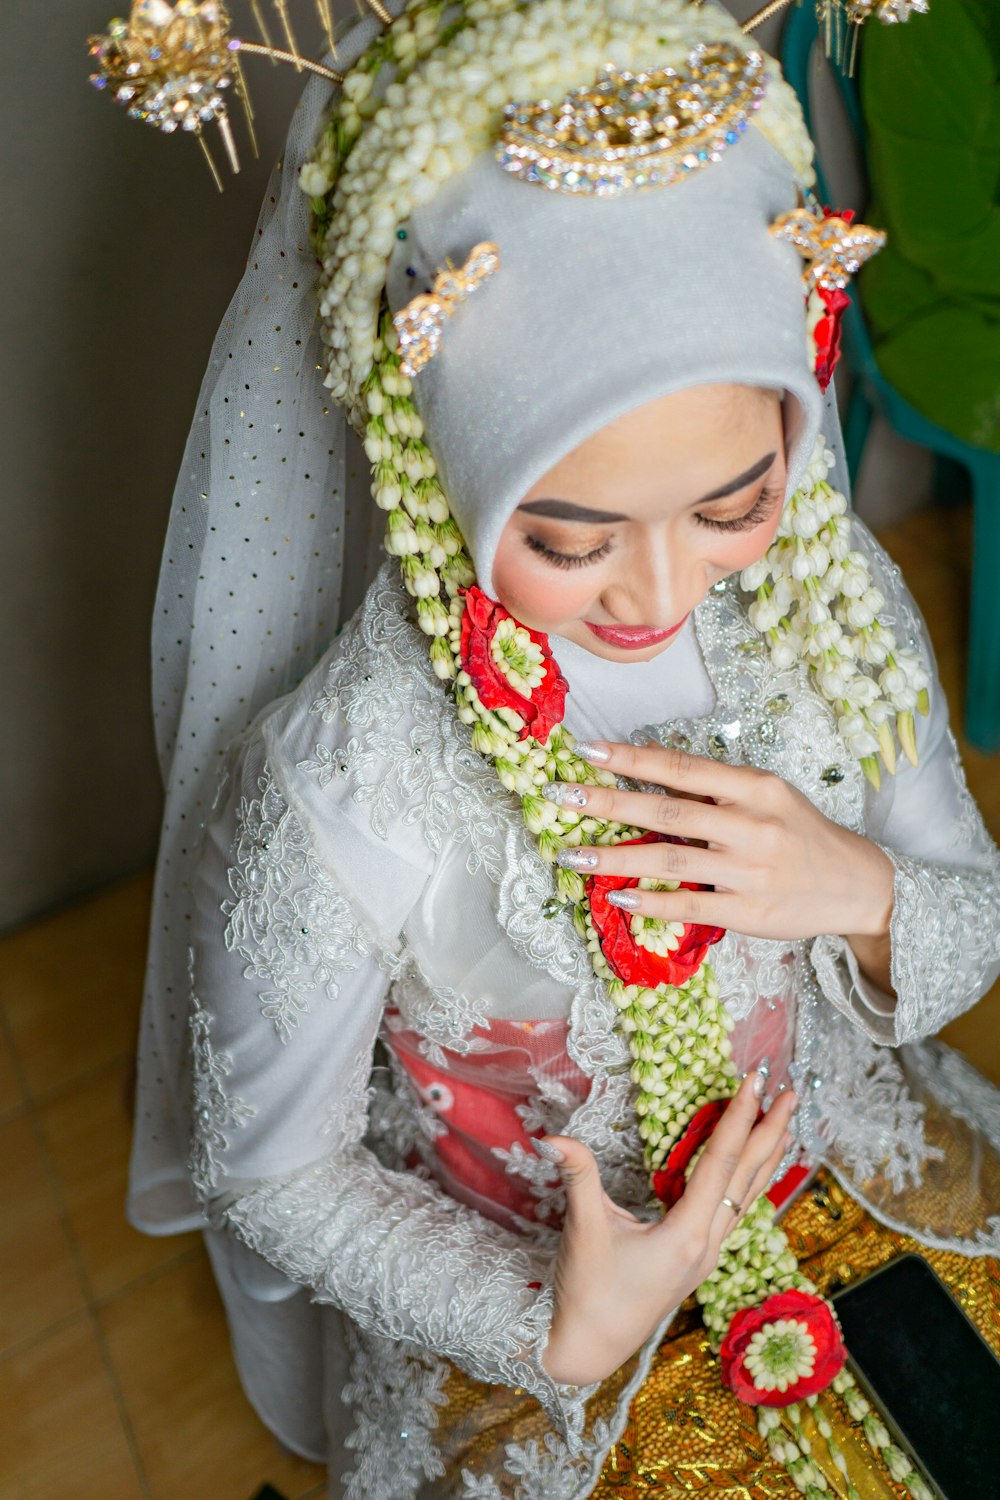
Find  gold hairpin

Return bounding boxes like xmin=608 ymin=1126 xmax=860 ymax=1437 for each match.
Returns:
xmin=770 ymin=204 xmax=885 ymax=293
xmin=496 ymin=43 xmax=766 ymax=197
xmin=742 ymin=0 xmax=930 ymax=74
xmin=393 ymin=244 xmax=501 ymax=378
xmin=87 ymin=0 xmax=402 ymax=190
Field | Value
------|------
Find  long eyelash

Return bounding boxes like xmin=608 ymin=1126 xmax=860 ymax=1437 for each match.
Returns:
xmin=695 ymin=486 xmax=784 ymax=534
xmin=524 ymin=535 xmax=614 ymax=569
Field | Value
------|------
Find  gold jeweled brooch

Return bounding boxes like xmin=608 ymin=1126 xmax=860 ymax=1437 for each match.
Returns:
xmin=770 ymin=204 xmax=886 ymax=293
xmin=495 ymin=42 xmax=767 ymax=197
xmin=393 ymin=243 xmax=502 ymax=378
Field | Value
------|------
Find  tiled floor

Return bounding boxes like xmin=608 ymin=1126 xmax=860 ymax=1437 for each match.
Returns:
xmin=1 ymin=501 xmax=998 ymax=1500
xmin=0 ymin=877 xmax=324 ymax=1500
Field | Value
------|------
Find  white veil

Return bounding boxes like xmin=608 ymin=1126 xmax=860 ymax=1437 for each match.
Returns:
xmin=128 ymin=13 xmax=390 ymax=1233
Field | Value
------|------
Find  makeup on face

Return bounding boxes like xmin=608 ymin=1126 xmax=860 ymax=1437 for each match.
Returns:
xmin=516 ymin=449 xmax=782 ymax=570
xmin=584 ymin=616 xmax=689 ymax=650
xmin=490 ymin=386 xmax=788 ymax=659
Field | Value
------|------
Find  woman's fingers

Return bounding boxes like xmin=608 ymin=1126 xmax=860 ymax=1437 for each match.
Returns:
xmin=538 ymin=1135 xmax=608 ymax=1234
xmin=575 ymin=741 xmax=754 ymax=800
xmin=681 ymin=1070 xmax=793 ymax=1219
xmin=554 ymin=821 xmax=725 ymax=882
xmin=548 ymin=780 xmax=730 ymax=848
xmin=707 ymin=1105 xmax=797 ymax=1245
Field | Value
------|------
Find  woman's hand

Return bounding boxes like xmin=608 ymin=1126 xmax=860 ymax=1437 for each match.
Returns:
xmin=551 ymin=742 xmax=895 ymax=974
xmin=540 ymin=1069 xmax=797 ymax=1385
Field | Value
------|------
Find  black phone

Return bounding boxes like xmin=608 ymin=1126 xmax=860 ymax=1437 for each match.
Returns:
xmin=832 ymin=1253 xmax=1000 ymax=1500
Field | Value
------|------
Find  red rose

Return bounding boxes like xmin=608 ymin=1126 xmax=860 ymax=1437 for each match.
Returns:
xmin=458 ymin=586 xmax=568 ymax=744
xmin=652 ymin=1098 xmax=766 ymax=1207
xmin=652 ymin=1099 xmax=730 ymax=1207
xmin=813 ymin=285 xmax=850 ymax=393
xmin=720 ymin=1289 xmax=847 ymax=1407
xmin=587 ymin=834 xmax=725 ymax=988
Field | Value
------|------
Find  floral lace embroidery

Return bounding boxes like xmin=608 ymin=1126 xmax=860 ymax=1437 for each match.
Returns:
xmin=792 ymin=960 xmax=941 ymax=1194
xmin=307 ymin=567 xmax=512 ymax=879
xmin=490 ymin=1140 xmax=566 ymax=1227
xmin=945 ymin=730 xmax=988 ymax=853
xmin=387 ymin=955 xmax=495 ymax=1062
xmin=322 ymin=1047 xmax=376 ymax=1151
xmin=503 ymin=1419 xmax=617 ymax=1500
xmin=188 ymin=988 xmax=255 ymax=1198
xmin=341 ymin=1322 xmax=450 ymax=1500
xmin=222 ymin=1151 xmax=588 ymax=1445
xmin=222 ymin=761 xmax=372 ymax=1042
xmin=883 ymin=845 xmax=1000 ymax=1047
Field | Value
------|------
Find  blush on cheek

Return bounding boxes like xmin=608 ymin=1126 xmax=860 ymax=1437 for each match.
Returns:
xmin=716 ymin=510 xmax=783 ymax=574
xmin=491 ymin=552 xmax=596 ymax=635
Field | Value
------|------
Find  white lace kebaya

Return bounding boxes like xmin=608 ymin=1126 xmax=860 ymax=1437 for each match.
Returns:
xmin=188 ymin=523 xmax=1000 ymax=1497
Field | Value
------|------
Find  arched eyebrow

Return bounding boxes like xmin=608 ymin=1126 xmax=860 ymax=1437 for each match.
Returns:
xmin=696 ymin=451 xmax=777 ymax=503
xmin=518 ymin=499 xmax=628 ymax=522
xmin=518 ymin=451 xmax=778 ymax=523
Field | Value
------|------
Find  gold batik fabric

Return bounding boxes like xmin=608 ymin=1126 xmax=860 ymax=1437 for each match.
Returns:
xmin=430 ymin=1164 xmax=999 ymax=1499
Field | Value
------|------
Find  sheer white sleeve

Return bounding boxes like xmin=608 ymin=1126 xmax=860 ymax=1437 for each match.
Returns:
xmin=188 ymin=724 xmax=584 ymax=1443
xmin=811 ymin=521 xmax=1000 ymax=1046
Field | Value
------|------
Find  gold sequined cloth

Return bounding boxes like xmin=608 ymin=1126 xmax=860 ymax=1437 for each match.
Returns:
xmin=429 ymin=1168 xmax=999 ymax=1499
xmin=592 ymin=1169 xmax=1000 ymax=1497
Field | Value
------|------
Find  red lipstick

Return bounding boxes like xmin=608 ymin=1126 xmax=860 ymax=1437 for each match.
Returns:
xmin=585 ymin=616 xmax=689 ymax=651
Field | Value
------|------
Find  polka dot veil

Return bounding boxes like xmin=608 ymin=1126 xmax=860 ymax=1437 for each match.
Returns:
xmin=131 ymin=15 xmax=388 ymax=1231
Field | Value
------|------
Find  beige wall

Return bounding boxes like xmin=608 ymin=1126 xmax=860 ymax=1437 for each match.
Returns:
xmin=1 ymin=2 xmax=306 ymax=929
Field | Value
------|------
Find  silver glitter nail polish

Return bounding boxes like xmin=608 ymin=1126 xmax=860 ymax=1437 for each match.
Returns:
xmin=606 ymin=889 xmax=640 ymax=912
xmin=556 ymin=848 xmax=599 ymax=871
xmin=573 ymin=740 xmax=612 ymax=765
xmin=531 ymin=1138 xmax=565 ymax=1163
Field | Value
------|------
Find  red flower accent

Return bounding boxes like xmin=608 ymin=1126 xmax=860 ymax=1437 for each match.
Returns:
xmin=720 ymin=1289 xmax=847 ymax=1408
xmin=652 ymin=1099 xmax=730 ymax=1207
xmin=811 ymin=206 xmax=854 ymax=392
xmin=813 ymin=285 xmax=850 ymax=393
xmin=652 ymin=1098 xmax=767 ymax=1207
xmin=587 ymin=833 xmax=725 ymax=988
xmin=459 ymin=586 xmax=568 ymax=743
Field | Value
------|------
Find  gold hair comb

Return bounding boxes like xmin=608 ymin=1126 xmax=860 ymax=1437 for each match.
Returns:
xmin=393 ymin=244 xmax=501 ymax=379
xmin=496 ymin=43 xmax=766 ymax=197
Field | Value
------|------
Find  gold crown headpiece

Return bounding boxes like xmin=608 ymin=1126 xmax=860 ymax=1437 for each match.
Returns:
xmin=496 ymin=43 xmax=766 ymax=197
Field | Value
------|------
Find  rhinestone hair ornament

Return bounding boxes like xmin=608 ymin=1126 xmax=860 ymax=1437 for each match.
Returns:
xmin=87 ymin=0 xmax=934 ymax=187
xmin=771 ymin=205 xmax=887 ymax=292
xmin=88 ymin=0 xmax=347 ymax=189
xmin=497 ymin=42 xmax=767 ymax=196
xmin=394 ymin=243 xmax=501 ymax=377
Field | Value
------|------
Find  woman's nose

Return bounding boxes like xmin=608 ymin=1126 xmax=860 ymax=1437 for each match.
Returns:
xmin=619 ymin=528 xmax=696 ymax=628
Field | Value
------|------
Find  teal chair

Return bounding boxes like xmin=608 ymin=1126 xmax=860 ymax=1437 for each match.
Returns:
xmin=783 ymin=3 xmax=1000 ymax=751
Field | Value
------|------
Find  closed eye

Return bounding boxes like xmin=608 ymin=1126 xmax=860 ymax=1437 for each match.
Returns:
xmin=523 ymin=535 xmax=615 ymax=569
xmin=695 ymin=485 xmax=783 ymax=533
